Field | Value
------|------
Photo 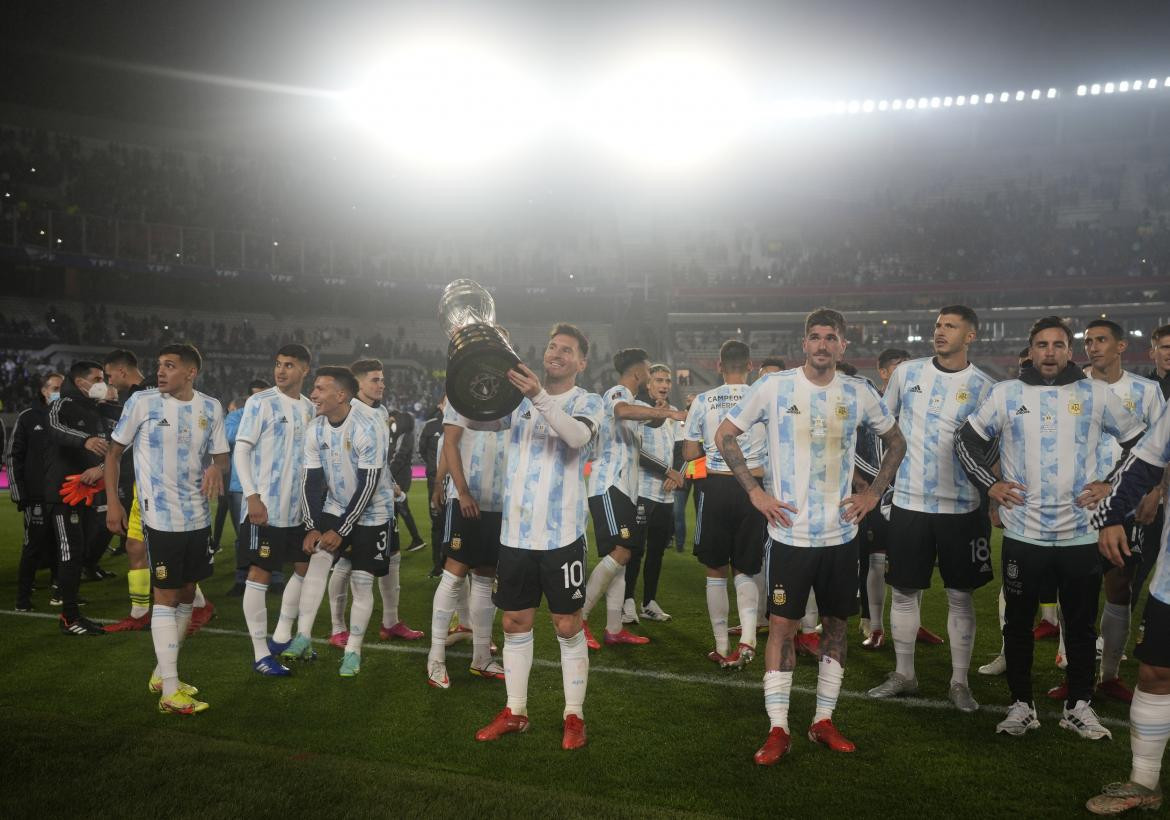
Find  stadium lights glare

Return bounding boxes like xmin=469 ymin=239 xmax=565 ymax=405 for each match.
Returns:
xmin=1104 ymin=82 xmax=1115 ymax=93
xmin=1047 ymin=88 xmax=1057 ymax=98
xmin=1091 ymin=83 xmax=1101 ymax=95
xmin=1030 ymin=89 xmax=1041 ymax=100
xmin=1000 ymin=92 xmax=1010 ymax=102
xmin=1119 ymin=81 xmax=1130 ymax=93
xmin=1015 ymin=90 xmax=1026 ymax=101
xmin=1077 ymin=84 xmax=1088 ymax=96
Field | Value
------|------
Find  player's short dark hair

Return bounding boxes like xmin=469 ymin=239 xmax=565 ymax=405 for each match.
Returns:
xmin=157 ymin=343 xmax=202 ymax=371
xmin=759 ymin=356 xmax=786 ymax=370
xmin=1028 ymin=316 xmax=1073 ymax=345
xmin=878 ymin=348 xmax=911 ymax=370
xmin=1018 ymin=347 xmax=1030 ymax=359
xmin=248 ymin=379 xmax=270 ymax=393
xmin=719 ymin=340 xmax=751 ymax=372
xmin=649 ymin=363 xmax=670 ymax=375
xmin=277 ymin=343 xmax=312 ymax=364
xmin=103 ymin=349 xmax=138 ymax=368
xmin=1084 ymin=319 xmax=1124 ymax=342
xmin=349 ymin=358 xmax=383 ymax=377
xmin=316 ymin=366 xmax=358 ymax=396
xmin=549 ymin=323 xmax=589 ymax=357
xmin=805 ymin=307 xmax=847 ymax=337
xmin=613 ymin=348 xmax=649 ymax=375
xmin=835 ymin=361 xmax=859 ymax=377
xmin=938 ymin=304 xmax=979 ymax=331
xmin=42 ymin=371 xmax=64 ymax=388
xmin=69 ymin=360 xmax=103 ymax=382
xmin=1153 ymin=324 xmax=1170 ymax=343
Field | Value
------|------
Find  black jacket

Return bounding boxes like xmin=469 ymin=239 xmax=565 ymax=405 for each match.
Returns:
xmin=419 ymin=411 xmax=442 ymax=479
xmin=43 ymin=381 xmax=110 ymax=503
xmin=7 ymin=403 xmax=49 ymax=506
xmin=388 ymin=409 xmax=415 ymax=480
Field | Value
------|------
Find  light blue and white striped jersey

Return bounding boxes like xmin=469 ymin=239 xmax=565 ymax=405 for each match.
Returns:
xmin=497 ymin=387 xmax=605 ymax=551
xmin=351 ymin=399 xmax=402 ymax=506
xmin=638 ymin=402 xmax=679 ymax=504
xmin=966 ymin=378 xmax=1144 ymax=542
xmin=1129 ymin=402 xmax=1170 ymax=604
xmin=303 ymin=403 xmax=394 ymax=527
xmin=588 ymin=384 xmax=641 ymax=500
xmin=112 ymin=388 xmax=229 ymax=532
xmin=443 ymin=402 xmax=509 ymax=512
xmin=684 ymin=382 xmax=768 ymax=472
xmin=233 ymin=387 xmax=315 ymax=527
xmin=885 ymin=357 xmax=996 ymax=514
xmin=1095 ymin=372 xmax=1165 ymax=475
xmin=726 ymin=368 xmax=895 ymax=548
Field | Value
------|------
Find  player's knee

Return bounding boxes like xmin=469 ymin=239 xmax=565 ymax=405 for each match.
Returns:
xmin=552 ymin=611 xmax=583 ymax=638
xmin=502 ymin=611 xmax=534 ymax=633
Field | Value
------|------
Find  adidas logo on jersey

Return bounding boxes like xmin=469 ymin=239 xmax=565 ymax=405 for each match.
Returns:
xmin=278 ymin=416 xmax=289 ymax=423
xmin=521 ymin=411 xmax=532 ymax=419
xmin=1015 ymin=405 xmax=1030 ymax=415
xmin=571 ymin=588 xmax=583 ymax=600
xmin=33 ymin=424 xmax=43 ymax=431
xmin=786 ymin=405 xmax=801 ymax=415
xmin=157 ymin=418 xmax=170 ymax=426
xmin=908 ymin=385 xmax=923 ymax=393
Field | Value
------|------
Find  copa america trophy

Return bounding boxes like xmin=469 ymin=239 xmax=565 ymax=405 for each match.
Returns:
xmin=439 ymin=279 xmax=523 ymax=421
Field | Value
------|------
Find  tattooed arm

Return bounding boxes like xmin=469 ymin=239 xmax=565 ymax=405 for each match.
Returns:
xmin=715 ymin=418 xmax=797 ymax=527
xmin=840 ymin=425 xmax=906 ymax=524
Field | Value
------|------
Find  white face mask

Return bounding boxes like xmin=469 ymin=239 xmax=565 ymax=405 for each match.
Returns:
xmin=48 ymin=391 xmax=60 ymax=403
xmin=87 ymin=381 xmax=110 ymax=401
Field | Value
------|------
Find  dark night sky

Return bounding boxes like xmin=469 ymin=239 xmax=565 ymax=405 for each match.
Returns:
xmin=4 ymin=0 xmax=1170 ymax=131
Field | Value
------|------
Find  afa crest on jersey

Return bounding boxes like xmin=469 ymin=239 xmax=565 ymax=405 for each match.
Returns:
xmin=1067 ymin=401 xmax=1082 ymax=416
xmin=956 ymin=390 xmax=970 ymax=403
xmin=772 ymin=586 xmax=786 ymax=606
xmin=198 ymin=414 xmax=209 ymax=429
xmin=259 ymin=541 xmax=271 ymax=558
xmin=450 ymin=536 xmax=462 ymax=551
xmin=155 ymin=564 xmax=168 ymax=581
xmin=835 ymin=404 xmax=849 ymax=418
xmin=620 ymin=525 xmax=631 ymax=540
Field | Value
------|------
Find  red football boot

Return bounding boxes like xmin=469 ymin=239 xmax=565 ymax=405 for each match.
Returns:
xmin=562 ymin=714 xmax=587 ymax=750
xmin=754 ymin=727 xmax=791 ymax=765
xmin=808 ymin=719 xmax=856 ymax=752
xmin=604 ymin=629 xmax=650 ymax=646
xmin=475 ymin=708 xmax=530 ymax=742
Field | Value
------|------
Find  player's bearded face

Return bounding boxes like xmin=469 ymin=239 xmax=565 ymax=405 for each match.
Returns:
xmin=1029 ymin=328 xmax=1071 ymax=377
xmin=543 ymin=335 xmax=585 ymax=382
xmin=802 ymin=326 xmax=845 ymax=372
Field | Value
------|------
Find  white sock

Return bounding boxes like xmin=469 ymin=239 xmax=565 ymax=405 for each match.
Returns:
xmin=945 ymin=588 xmax=975 ymax=686
xmin=192 ymin=585 xmax=206 ymax=609
xmin=801 ymin=590 xmax=819 ymax=633
xmin=1130 ymin=688 xmax=1170 ymax=790
xmin=175 ymin=602 xmax=192 ymax=647
xmin=328 ymin=558 xmax=352 ymax=633
xmin=706 ymin=577 xmax=730 ymax=655
xmin=456 ymin=576 xmax=471 ymax=626
xmin=1040 ymin=602 xmax=1058 ymax=625
xmin=890 ymin=588 xmax=919 ymax=680
xmin=470 ymin=573 xmax=496 ymax=667
xmin=814 ymin=656 xmax=845 ymax=723
xmin=379 ymin=553 xmax=402 ymax=628
xmin=272 ymin=573 xmax=303 ymax=644
xmin=297 ymin=551 xmax=333 ymax=638
xmin=867 ymin=553 xmax=887 ymax=629
xmin=429 ymin=570 xmax=463 ymax=665
xmin=583 ymin=554 xmax=621 ymax=622
xmin=605 ymin=573 xmax=625 ymax=634
xmin=734 ymin=573 xmax=759 ymax=649
xmin=559 ymin=629 xmax=589 ymax=720
xmin=243 ymin=580 xmax=270 ymax=662
xmin=151 ymin=604 xmax=180 ymax=696
xmin=1057 ymin=606 xmax=1066 ymax=659
xmin=763 ymin=670 xmax=792 ymax=730
xmin=503 ymin=630 xmax=534 ymax=716
xmin=1100 ymin=602 xmax=1130 ymax=681
xmin=345 ymin=570 xmax=375 ymax=655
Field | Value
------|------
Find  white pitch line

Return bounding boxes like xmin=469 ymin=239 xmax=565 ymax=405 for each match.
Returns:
xmin=1 ymin=609 xmax=1128 ymax=729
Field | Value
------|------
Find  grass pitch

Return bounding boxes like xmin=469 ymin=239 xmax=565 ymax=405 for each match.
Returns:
xmin=0 ymin=486 xmax=1148 ymax=818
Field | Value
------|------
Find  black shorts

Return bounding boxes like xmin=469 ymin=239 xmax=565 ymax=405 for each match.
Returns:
xmin=494 ymin=538 xmax=586 ymax=615
xmin=389 ymin=515 xmax=400 ymax=554
xmin=694 ymin=474 xmax=766 ymax=574
xmin=643 ymin=498 xmax=675 ymax=550
xmin=319 ymin=513 xmax=391 ymax=577
xmin=48 ymin=504 xmax=96 ymax=564
xmin=885 ymin=506 xmax=993 ymax=591
xmin=244 ymin=522 xmax=305 ymax=571
xmin=442 ymin=501 xmax=502 ymax=569
xmin=1135 ymin=594 xmax=1170 ymax=669
xmin=144 ymin=526 xmax=215 ymax=589
xmin=766 ymin=538 xmax=859 ymax=620
xmin=859 ymin=506 xmax=890 ymax=555
xmin=588 ymin=486 xmax=644 ymax=556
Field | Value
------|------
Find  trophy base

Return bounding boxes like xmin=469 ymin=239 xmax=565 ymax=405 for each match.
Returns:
xmin=446 ymin=324 xmax=523 ymax=421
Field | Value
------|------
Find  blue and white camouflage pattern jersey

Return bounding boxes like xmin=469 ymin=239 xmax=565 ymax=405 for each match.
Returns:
xmin=637 ymin=401 xmax=678 ymax=504
xmin=1095 ymin=371 xmax=1164 ymax=476
xmin=684 ymin=382 xmax=768 ymax=473
xmin=965 ymin=377 xmax=1144 ymax=542
xmin=233 ymin=387 xmax=315 ymax=527
xmin=885 ymin=357 xmax=996 ymax=515
xmin=443 ymin=402 xmax=509 ymax=512
xmin=1121 ymin=402 xmax=1170 ymax=604
xmin=303 ymin=403 xmax=394 ymax=527
xmin=588 ymin=384 xmax=642 ymax=501
xmin=726 ymin=368 xmax=895 ymax=548
xmin=112 ymin=388 xmax=229 ymax=532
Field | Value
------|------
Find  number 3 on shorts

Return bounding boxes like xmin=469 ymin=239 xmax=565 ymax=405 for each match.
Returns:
xmin=561 ymin=560 xmax=584 ymax=589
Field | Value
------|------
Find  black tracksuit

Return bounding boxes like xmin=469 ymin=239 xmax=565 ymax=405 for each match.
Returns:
xmin=7 ymin=402 xmax=56 ymax=605
xmin=419 ymin=409 xmax=443 ymax=570
xmin=389 ymin=409 xmax=422 ymax=544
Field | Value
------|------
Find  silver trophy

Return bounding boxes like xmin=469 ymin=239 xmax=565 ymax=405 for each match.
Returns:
xmin=438 ymin=279 xmax=522 ymax=421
